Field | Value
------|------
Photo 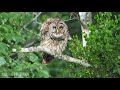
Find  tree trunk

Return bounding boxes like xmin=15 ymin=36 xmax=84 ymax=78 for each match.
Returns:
xmin=79 ymin=12 xmax=92 ymax=47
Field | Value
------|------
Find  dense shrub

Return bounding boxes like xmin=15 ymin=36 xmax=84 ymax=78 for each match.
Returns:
xmin=0 ymin=12 xmax=50 ymax=78
xmin=67 ymin=12 xmax=120 ymax=77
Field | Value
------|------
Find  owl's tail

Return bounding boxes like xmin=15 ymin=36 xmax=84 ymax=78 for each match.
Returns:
xmin=42 ymin=52 xmax=54 ymax=64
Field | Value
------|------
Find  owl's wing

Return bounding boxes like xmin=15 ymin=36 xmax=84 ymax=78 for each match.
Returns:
xmin=40 ymin=18 xmax=54 ymax=41
xmin=40 ymin=22 xmax=49 ymax=41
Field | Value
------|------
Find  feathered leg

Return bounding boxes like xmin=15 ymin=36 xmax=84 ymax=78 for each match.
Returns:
xmin=42 ymin=52 xmax=54 ymax=64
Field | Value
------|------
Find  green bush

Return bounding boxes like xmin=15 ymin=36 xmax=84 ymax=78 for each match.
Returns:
xmin=67 ymin=12 xmax=120 ymax=78
xmin=0 ymin=12 xmax=50 ymax=78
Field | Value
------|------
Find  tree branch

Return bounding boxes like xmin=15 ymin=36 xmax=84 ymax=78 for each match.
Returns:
xmin=23 ymin=12 xmax=42 ymax=29
xmin=64 ymin=17 xmax=77 ymax=22
xmin=12 ymin=46 xmax=91 ymax=67
xmin=20 ymin=12 xmax=42 ymax=37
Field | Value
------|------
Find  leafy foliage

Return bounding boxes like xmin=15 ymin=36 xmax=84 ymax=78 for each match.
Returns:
xmin=0 ymin=12 xmax=50 ymax=78
xmin=67 ymin=12 xmax=120 ymax=77
xmin=0 ymin=12 xmax=120 ymax=78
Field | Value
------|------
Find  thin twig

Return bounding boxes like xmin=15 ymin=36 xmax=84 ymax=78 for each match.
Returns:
xmin=33 ymin=22 xmax=42 ymax=25
xmin=22 ymin=27 xmax=40 ymax=37
xmin=23 ymin=41 xmax=36 ymax=48
xmin=64 ymin=18 xmax=77 ymax=22
xmin=20 ymin=12 xmax=42 ymax=37
xmin=23 ymin=12 xmax=42 ymax=29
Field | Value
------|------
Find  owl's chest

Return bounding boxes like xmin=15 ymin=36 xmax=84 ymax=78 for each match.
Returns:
xmin=40 ymin=39 xmax=67 ymax=54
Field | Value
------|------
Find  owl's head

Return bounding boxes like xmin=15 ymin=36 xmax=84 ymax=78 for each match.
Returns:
xmin=47 ymin=18 xmax=68 ymax=40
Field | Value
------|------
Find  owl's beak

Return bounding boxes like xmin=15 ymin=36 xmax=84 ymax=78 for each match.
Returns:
xmin=56 ymin=29 xmax=59 ymax=34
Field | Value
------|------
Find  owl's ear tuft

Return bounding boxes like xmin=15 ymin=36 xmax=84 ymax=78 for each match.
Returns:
xmin=46 ymin=18 xmax=54 ymax=25
xmin=47 ymin=21 xmax=52 ymax=25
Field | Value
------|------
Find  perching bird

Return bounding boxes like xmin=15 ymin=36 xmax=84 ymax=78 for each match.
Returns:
xmin=40 ymin=18 xmax=71 ymax=64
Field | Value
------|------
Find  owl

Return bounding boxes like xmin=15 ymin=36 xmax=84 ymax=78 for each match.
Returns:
xmin=40 ymin=18 xmax=71 ymax=64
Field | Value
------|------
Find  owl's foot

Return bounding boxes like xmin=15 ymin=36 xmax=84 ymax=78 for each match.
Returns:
xmin=42 ymin=59 xmax=48 ymax=65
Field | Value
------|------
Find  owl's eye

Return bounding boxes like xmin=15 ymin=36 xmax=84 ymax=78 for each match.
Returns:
xmin=53 ymin=26 xmax=56 ymax=29
xmin=59 ymin=26 xmax=63 ymax=29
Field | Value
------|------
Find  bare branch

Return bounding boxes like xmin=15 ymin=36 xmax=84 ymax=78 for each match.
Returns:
xmin=23 ymin=12 xmax=42 ymax=29
xmin=20 ymin=12 xmax=42 ymax=37
xmin=64 ymin=17 xmax=77 ymax=22
xmin=22 ymin=27 xmax=40 ymax=37
xmin=33 ymin=22 xmax=42 ymax=25
xmin=23 ymin=41 xmax=36 ymax=48
xmin=12 ymin=46 xmax=91 ymax=67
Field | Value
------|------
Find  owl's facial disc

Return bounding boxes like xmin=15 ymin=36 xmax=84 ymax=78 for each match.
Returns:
xmin=49 ymin=20 xmax=67 ymax=40
xmin=51 ymin=26 xmax=65 ymax=40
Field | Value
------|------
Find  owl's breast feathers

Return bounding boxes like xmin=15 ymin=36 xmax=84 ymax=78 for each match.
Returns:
xmin=40 ymin=38 xmax=67 ymax=54
xmin=40 ymin=38 xmax=68 ymax=64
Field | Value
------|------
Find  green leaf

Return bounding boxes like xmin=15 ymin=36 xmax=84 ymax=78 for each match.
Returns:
xmin=0 ymin=37 xmax=4 ymax=41
xmin=118 ymin=56 xmax=120 ymax=60
xmin=27 ymin=53 xmax=39 ymax=62
xmin=14 ymin=45 xmax=21 ymax=51
xmin=0 ymin=42 xmax=8 ymax=53
xmin=36 ymin=70 xmax=50 ymax=78
xmin=0 ymin=57 xmax=6 ymax=66
xmin=117 ymin=68 xmax=120 ymax=74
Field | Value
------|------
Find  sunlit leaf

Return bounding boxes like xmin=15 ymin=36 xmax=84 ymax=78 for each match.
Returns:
xmin=0 ymin=57 xmax=6 ymax=66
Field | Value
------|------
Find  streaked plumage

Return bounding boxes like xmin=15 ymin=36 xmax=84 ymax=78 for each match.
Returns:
xmin=40 ymin=18 xmax=71 ymax=64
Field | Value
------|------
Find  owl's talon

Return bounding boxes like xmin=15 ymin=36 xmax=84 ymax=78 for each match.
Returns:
xmin=42 ymin=59 xmax=47 ymax=65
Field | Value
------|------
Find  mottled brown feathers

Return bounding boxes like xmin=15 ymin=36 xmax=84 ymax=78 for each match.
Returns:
xmin=40 ymin=18 xmax=71 ymax=64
